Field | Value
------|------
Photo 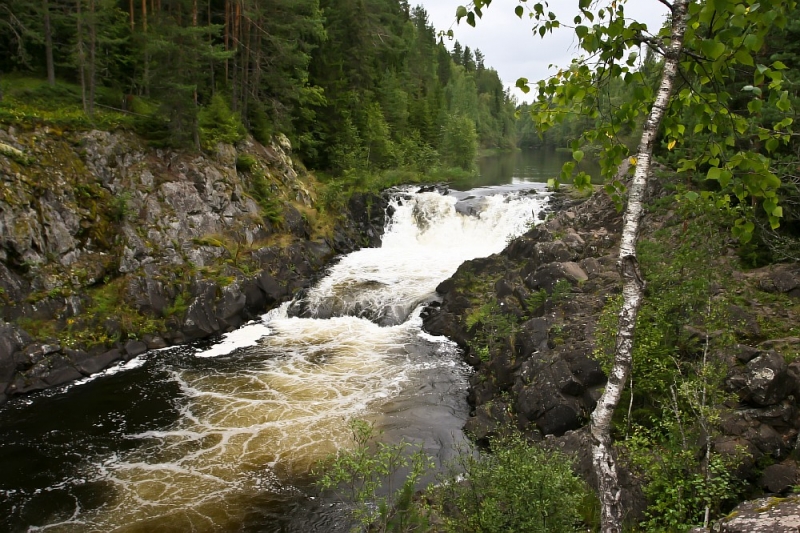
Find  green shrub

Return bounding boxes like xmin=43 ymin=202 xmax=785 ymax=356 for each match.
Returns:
xmin=236 ymin=153 xmax=258 ymax=172
xmin=435 ymin=432 xmax=591 ymax=533
xmin=316 ymin=419 xmax=433 ymax=532
xmin=250 ymin=169 xmax=283 ymax=224
xmin=198 ymin=93 xmax=246 ymax=149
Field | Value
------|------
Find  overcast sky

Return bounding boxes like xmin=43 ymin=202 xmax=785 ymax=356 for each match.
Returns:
xmin=417 ymin=0 xmax=670 ymax=103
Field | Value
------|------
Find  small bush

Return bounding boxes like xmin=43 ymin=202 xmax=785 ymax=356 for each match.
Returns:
xmin=435 ymin=432 xmax=591 ymax=533
xmin=198 ymin=93 xmax=246 ymax=149
xmin=316 ymin=419 xmax=433 ymax=532
xmin=236 ymin=153 xmax=258 ymax=172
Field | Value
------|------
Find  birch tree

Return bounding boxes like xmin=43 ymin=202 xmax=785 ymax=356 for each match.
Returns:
xmin=455 ymin=0 xmax=797 ymax=531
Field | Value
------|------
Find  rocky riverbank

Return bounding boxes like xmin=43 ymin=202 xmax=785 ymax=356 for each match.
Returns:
xmin=0 ymin=127 xmax=387 ymax=404
xmin=423 ymin=180 xmax=800 ymax=526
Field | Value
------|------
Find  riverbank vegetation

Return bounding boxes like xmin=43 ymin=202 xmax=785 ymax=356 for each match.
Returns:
xmin=0 ymin=0 xmax=517 ymax=179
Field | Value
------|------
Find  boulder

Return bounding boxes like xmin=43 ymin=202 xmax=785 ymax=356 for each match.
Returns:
xmin=718 ymin=496 xmax=800 ymax=532
xmin=745 ymin=351 xmax=791 ymax=406
xmin=758 ymin=462 xmax=800 ymax=494
xmin=76 ymin=349 xmax=123 ymax=375
xmin=463 ymin=401 xmax=515 ymax=445
xmin=182 ymin=281 xmax=221 ymax=339
xmin=524 ymin=261 xmax=588 ymax=293
xmin=124 ymin=340 xmax=148 ymax=359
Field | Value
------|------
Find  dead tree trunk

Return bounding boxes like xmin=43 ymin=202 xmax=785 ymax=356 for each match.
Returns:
xmin=589 ymin=1 xmax=690 ymax=532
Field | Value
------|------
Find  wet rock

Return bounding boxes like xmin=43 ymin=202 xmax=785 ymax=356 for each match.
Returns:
xmin=142 ymin=335 xmax=167 ymax=350
xmin=76 ymin=349 xmax=123 ymax=376
xmin=216 ymin=283 xmax=247 ymax=328
xmin=256 ymin=271 xmax=287 ymax=306
xmin=124 ymin=340 xmax=148 ymax=359
xmin=43 ymin=356 xmax=83 ymax=387
xmin=718 ymin=496 xmax=800 ymax=532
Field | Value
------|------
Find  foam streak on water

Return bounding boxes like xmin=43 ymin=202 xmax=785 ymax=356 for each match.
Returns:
xmin=4 ymin=186 xmax=549 ymax=532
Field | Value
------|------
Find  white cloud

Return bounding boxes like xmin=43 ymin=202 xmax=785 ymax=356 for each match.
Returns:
xmin=417 ymin=0 xmax=670 ymax=102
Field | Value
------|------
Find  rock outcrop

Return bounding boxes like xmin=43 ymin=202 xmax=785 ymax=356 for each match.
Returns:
xmin=0 ymin=127 xmax=387 ymax=403
xmin=423 ymin=183 xmax=800 ymax=525
xmin=424 ymin=191 xmax=623 ymax=444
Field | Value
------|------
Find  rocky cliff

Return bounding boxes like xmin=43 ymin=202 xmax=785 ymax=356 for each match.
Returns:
xmin=423 ymin=182 xmax=800 ymax=524
xmin=0 ymin=127 xmax=386 ymax=404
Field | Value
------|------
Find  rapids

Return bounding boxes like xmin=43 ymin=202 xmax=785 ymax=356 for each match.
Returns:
xmin=0 ymin=185 xmax=549 ymax=532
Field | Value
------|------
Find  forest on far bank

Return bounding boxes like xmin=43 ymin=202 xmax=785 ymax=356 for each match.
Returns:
xmin=0 ymin=0 xmax=519 ymax=176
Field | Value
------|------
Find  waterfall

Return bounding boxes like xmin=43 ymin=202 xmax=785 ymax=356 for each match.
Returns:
xmin=0 ymin=185 xmax=549 ymax=532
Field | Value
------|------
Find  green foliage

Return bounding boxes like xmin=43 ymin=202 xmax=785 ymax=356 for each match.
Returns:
xmin=198 ymin=94 xmax=246 ymax=150
xmin=250 ymin=170 xmax=284 ymax=225
xmin=524 ymin=279 xmax=572 ymax=314
xmin=236 ymin=154 xmax=258 ymax=172
xmin=466 ymin=299 xmax=517 ymax=362
xmin=434 ymin=432 xmax=591 ymax=533
xmin=441 ymin=113 xmax=478 ymax=171
xmin=586 ymin=192 xmax=748 ymax=528
xmin=110 ymin=191 xmax=134 ymax=222
xmin=625 ymin=426 xmax=743 ymax=531
xmin=316 ymin=419 xmax=433 ymax=532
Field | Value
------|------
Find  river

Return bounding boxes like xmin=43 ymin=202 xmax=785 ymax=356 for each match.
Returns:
xmin=0 ymin=153 xmax=554 ymax=532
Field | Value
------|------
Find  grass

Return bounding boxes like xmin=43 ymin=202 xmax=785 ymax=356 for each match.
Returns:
xmin=0 ymin=75 xmax=137 ymax=131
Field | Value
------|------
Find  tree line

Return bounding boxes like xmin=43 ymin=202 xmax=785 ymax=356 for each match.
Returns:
xmin=0 ymin=0 xmax=518 ymax=173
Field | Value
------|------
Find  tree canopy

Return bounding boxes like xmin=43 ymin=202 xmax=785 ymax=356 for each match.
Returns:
xmin=0 ymin=0 xmax=518 ymax=174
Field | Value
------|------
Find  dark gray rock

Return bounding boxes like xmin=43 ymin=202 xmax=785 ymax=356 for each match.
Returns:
xmin=182 ymin=281 xmax=221 ymax=339
xmin=256 ymin=271 xmax=287 ymax=306
xmin=463 ymin=401 xmax=515 ymax=445
xmin=714 ymin=436 xmax=762 ymax=479
xmin=124 ymin=340 xmax=148 ymax=359
xmin=142 ymin=335 xmax=168 ymax=350
xmin=216 ymin=284 xmax=247 ymax=324
xmin=76 ymin=349 xmax=123 ymax=376
xmin=758 ymin=462 xmax=800 ymax=494
xmin=728 ymin=304 xmax=763 ymax=341
xmin=43 ymin=359 xmax=83 ymax=387
xmin=515 ymin=375 xmax=583 ymax=436
xmin=283 ymin=204 xmax=309 ymax=239
xmin=524 ymin=261 xmax=588 ymax=293
xmin=745 ymin=351 xmax=791 ymax=406
xmin=563 ymin=350 xmax=606 ymax=387
xmin=733 ymin=344 xmax=761 ymax=364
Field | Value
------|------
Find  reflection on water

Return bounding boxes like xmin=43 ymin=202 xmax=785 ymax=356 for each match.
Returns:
xmin=450 ymin=148 xmax=599 ymax=190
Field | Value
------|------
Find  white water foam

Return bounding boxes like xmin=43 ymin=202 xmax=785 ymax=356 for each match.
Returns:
xmin=21 ymin=186 xmax=548 ymax=531
xmin=304 ymin=187 xmax=549 ymax=323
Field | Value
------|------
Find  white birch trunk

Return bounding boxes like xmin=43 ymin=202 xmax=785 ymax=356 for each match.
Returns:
xmin=589 ymin=1 xmax=690 ymax=531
